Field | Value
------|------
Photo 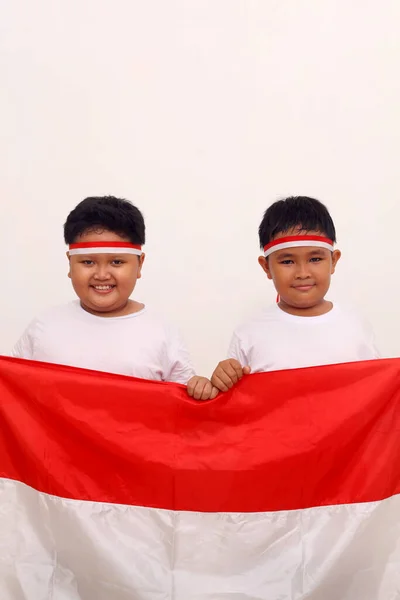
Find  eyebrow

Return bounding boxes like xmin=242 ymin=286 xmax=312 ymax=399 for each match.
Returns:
xmin=276 ymin=252 xmax=295 ymax=259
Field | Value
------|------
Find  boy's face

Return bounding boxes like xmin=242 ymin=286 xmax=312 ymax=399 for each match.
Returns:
xmin=68 ymin=229 xmax=144 ymax=316
xmin=258 ymin=228 xmax=341 ymax=311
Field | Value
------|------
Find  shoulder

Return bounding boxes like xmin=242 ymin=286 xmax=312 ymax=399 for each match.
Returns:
xmin=329 ymin=304 xmax=378 ymax=349
xmin=18 ymin=302 xmax=79 ymax=334
xmin=232 ymin=304 xmax=281 ymax=340
xmin=331 ymin=303 xmax=374 ymax=330
xmin=129 ymin=308 xmax=186 ymax=342
xmin=32 ymin=301 xmax=82 ymax=323
xmin=11 ymin=302 xmax=78 ymax=358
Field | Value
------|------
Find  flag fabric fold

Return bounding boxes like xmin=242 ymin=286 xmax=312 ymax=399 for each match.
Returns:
xmin=0 ymin=355 xmax=399 ymax=599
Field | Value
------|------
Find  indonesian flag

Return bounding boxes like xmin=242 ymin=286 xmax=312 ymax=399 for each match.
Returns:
xmin=0 ymin=355 xmax=400 ymax=599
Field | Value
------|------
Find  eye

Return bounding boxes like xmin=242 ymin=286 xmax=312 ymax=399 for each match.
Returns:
xmin=280 ymin=260 xmax=294 ymax=265
xmin=310 ymin=257 xmax=323 ymax=263
xmin=81 ymin=260 xmax=94 ymax=265
xmin=111 ymin=260 xmax=125 ymax=265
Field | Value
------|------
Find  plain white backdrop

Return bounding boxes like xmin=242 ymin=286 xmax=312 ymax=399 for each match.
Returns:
xmin=1 ymin=1 xmax=399 ymax=375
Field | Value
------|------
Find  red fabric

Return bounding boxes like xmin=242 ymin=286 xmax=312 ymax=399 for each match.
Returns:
xmin=69 ymin=241 xmax=141 ymax=249
xmin=263 ymin=235 xmax=333 ymax=252
xmin=0 ymin=356 xmax=399 ymax=512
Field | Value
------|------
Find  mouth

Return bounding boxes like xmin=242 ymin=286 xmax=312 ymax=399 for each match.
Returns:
xmin=293 ymin=284 xmax=315 ymax=292
xmin=90 ymin=285 xmax=116 ymax=294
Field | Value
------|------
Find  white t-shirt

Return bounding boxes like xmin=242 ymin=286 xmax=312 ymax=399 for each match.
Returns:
xmin=228 ymin=303 xmax=380 ymax=373
xmin=12 ymin=301 xmax=195 ymax=384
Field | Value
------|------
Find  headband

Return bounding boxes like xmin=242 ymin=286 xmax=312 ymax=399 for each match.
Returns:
xmin=68 ymin=242 xmax=142 ymax=256
xmin=263 ymin=235 xmax=334 ymax=258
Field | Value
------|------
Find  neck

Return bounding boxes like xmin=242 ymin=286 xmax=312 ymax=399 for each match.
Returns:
xmin=278 ymin=298 xmax=333 ymax=317
xmin=80 ymin=299 xmax=144 ymax=318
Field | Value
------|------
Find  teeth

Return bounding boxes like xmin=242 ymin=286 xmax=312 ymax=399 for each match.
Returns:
xmin=93 ymin=285 xmax=114 ymax=290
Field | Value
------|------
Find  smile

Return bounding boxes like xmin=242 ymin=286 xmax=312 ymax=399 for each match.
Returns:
xmin=91 ymin=285 xmax=116 ymax=293
xmin=293 ymin=284 xmax=315 ymax=292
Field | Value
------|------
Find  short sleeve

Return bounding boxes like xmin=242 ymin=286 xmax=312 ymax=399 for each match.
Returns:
xmin=11 ymin=319 xmax=39 ymax=360
xmin=164 ymin=328 xmax=196 ymax=384
xmin=227 ymin=332 xmax=249 ymax=366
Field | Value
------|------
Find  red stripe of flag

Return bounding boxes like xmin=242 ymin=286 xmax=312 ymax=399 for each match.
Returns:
xmin=1 ymin=356 xmax=399 ymax=512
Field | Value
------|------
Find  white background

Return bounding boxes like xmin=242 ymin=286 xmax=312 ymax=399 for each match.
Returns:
xmin=1 ymin=1 xmax=399 ymax=375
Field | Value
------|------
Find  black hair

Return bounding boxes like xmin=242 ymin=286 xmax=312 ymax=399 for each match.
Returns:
xmin=258 ymin=196 xmax=336 ymax=249
xmin=64 ymin=196 xmax=145 ymax=245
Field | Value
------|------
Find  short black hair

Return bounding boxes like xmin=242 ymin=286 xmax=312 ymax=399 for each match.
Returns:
xmin=258 ymin=196 xmax=336 ymax=249
xmin=64 ymin=196 xmax=145 ymax=245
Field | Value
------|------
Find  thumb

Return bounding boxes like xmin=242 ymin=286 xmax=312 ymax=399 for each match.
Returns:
xmin=243 ymin=366 xmax=251 ymax=375
xmin=210 ymin=386 xmax=219 ymax=400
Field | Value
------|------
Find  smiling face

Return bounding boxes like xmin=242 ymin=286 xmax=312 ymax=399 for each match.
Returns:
xmin=259 ymin=228 xmax=341 ymax=315
xmin=68 ymin=229 xmax=145 ymax=317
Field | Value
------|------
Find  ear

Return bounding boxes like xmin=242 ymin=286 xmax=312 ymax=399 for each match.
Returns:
xmin=331 ymin=249 xmax=341 ymax=274
xmin=137 ymin=253 xmax=145 ymax=279
xmin=258 ymin=256 xmax=273 ymax=280
xmin=66 ymin=251 xmax=71 ymax=279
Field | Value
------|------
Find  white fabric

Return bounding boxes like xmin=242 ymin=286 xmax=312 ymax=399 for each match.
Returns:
xmin=68 ymin=246 xmax=142 ymax=256
xmin=0 ymin=478 xmax=399 ymax=599
xmin=12 ymin=301 xmax=195 ymax=384
xmin=228 ymin=303 xmax=380 ymax=372
xmin=263 ymin=239 xmax=334 ymax=257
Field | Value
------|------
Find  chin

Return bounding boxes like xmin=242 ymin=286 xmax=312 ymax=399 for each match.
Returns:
xmin=94 ymin=304 xmax=114 ymax=311
xmin=83 ymin=297 xmax=117 ymax=311
xmin=297 ymin=299 xmax=324 ymax=309
xmin=87 ymin=304 xmax=114 ymax=314
xmin=285 ymin=295 xmax=321 ymax=309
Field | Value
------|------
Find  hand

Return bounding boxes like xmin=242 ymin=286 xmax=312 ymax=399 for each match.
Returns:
xmin=187 ymin=376 xmax=219 ymax=401
xmin=211 ymin=359 xmax=251 ymax=392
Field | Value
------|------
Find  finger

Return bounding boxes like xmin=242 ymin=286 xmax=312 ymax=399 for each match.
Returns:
xmin=243 ymin=366 xmax=251 ymax=375
xmin=222 ymin=364 xmax=240 ymax=384
xmin=193 ymin=380 xmax=204 ymax=400
xmin=187 ymin=377 xmax=196 ymax=397
xmin=229 ymin=360 xmax=245 ymax=379
xmin=211 ymin=374 xmax=230 ymax=392
xmin=216 ymin=368 xmax=236 ymax=389
xmin=215 ymin=362 xmax=241 ymax=386
xmin=211 ymin=368 xmax=232 ymax=388
xmin=210 ymin=386 xmax=219 ymax=400
xmin=211 ymin=375 xmax=225 ymax=390
xmin=198 ymin=382 xmax=212 ymax=401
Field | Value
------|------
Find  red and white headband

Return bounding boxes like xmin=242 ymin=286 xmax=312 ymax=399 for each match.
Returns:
xmin=68 ymin=242 xmax=142 ymax=256
xmin=263 ymin=235 xmax=334 ymax=258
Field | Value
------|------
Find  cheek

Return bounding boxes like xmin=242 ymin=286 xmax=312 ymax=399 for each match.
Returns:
xmin=315 ymin=263 xmax=332 ymax=281
xmin=116 ymin=268 xmax=138 ymax=288
xmin=70 ymin=266 xmax=90 ymax=287
xmin=270 ymin=265 xmax=291 ymax=284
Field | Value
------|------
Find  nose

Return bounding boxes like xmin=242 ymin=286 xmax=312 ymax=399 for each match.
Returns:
xmin=294 ymin=261 xmax=312 ymax=279
xmin=93 ymin=265 xmax=112 ymax=280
